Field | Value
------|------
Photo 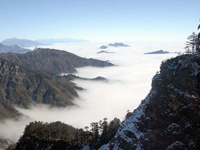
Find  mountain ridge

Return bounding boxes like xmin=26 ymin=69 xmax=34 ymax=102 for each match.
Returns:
xmin=0 ymin=44 xmax=31 ymax=53
xmin=0 ymin=48 xmax=113 ymax=76
xmin=1 ymin=38 xmax=43 ymax=47
xmin=0 ymin=58 xmax=78 ymax=120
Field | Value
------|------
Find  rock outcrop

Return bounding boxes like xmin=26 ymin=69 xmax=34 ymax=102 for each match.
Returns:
xmin=100 ymin=54 xmax=200 ymax=150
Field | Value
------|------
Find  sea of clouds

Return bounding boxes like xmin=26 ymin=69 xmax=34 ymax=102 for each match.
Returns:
xmin=0 ymin=41 xmax=184 ymax=142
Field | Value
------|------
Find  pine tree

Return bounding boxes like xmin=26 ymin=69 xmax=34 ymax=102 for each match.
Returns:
xmin=102 ymin=118 xmax=108 ymax=136
xmin=196 ymin=23 xmax=200 ymax=54
xmin=185 ymin=32 xmax=198 ymax=54
xmin=90 ymin=122 xmax=99 ymax=139
xmin=125 ymin=110 xmax=132 ymax=119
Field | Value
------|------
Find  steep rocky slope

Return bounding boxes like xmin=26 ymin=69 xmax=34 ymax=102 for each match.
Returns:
xmin=0 ymin=48 xmax=113 ymax=75
xmin=100 ymin=54 xmax=200 ymax=150
xmin=0 ymin=58 xmax=78 ymax=120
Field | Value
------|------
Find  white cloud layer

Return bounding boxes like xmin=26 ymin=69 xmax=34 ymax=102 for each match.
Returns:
xmin=0 ymin=42 xmax=184 ymax=142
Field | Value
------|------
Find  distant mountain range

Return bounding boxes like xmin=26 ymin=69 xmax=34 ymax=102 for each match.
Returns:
xmin=108 ymin=42 xmax=129 ymax=47
xmin=99 ymin=42 xmax=129 ymax=50
xmin=1 ymin=38 xmax=43 ymax=47
xmin=144 ymin=50 xmax=170 ymax=54
xmin=0 ymin=48 xmax=113 ymax=75
xmin=0 ymin=43 xmax=31 ymax=53
xmin=1 ymin=38 xmax=89 ymax=47
xmin=97 ymin=50 xmax=114 ymax=54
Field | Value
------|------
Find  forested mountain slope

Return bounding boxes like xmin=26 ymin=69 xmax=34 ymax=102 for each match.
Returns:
xmin=0 ymin=59 xmax=77 ymax=120
xmin=0 ymin=48 xmax=113 ymax=75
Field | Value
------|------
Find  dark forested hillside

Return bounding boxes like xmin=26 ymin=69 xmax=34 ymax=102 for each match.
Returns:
xmin=0 ymin=48 xmax=113 ymax=75
xmin=12 ymin=117 xmax=121 ymax=150
xmin=0 ymin=58 xmax=78 ymax=120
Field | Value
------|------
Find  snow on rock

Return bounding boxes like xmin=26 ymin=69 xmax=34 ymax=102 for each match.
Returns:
xmin=100 ymin=90 xmax=157 ymax=150
xmin=82 ymin=145 xmax=90 ymax=150
xmin=166 ymin=141 xmax=184 ymax=150
xmin=100 ymin=54 xmax=200 ymax=150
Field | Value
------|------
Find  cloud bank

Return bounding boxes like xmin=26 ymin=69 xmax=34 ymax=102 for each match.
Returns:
xmin=0 ymin=42 xmax=183 ymax=142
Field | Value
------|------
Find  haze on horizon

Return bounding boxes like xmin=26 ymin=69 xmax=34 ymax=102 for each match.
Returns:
xmin=0 ymin=0 xmax=200 ymax=43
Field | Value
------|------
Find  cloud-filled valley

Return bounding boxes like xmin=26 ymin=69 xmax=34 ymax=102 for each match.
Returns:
xmin=0 ymin=42 xmax=183 ymax=143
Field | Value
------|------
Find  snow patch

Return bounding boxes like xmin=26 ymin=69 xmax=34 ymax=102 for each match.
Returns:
xmin=167 ymin=84 xmax=197 ymax=99
xmin=166 ymin=141 xmax=184 ymax=150
xmin=82 ymin=145 xmax=90 ymax=150
xmin=100 ymin=90 xmax=157 ymax=149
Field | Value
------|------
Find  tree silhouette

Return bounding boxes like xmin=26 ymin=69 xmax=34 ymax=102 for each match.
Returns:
xmin=185 ymin=32 xmax=198 ymax=54
xmin=197 ymin=23 xmax=200 ymax=54
xmin=125 ymin=109 xmax=132 ymax=119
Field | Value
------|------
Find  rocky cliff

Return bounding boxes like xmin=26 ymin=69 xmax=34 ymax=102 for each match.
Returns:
xmin=0 ymin=48 xmax=113 ymax=75
xmin=0 ymin=58 xmax=78 ymax=120
xmin=100 ymin=54 xmax=200 ymax=150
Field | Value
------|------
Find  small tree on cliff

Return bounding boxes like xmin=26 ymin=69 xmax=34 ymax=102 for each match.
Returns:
xmin=196 ymin=23 xmax=200 ymax=54
xmin=185 ymin=32 xmax=198 ymax=54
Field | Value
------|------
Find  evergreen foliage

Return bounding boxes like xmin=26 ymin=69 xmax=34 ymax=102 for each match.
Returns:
xmin=184 ymin=22 xmax=200 ymax=55
xmin=185 ymin=32 xmax=198 ymax=54
xmin=17 ymin=117 xmax=121 ymax=150
xmin=196 ymin=23 xmax=200 ymax=54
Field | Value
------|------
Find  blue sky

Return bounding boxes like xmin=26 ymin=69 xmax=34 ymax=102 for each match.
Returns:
xmin=0 ymin=0 xmax=200 ymax=42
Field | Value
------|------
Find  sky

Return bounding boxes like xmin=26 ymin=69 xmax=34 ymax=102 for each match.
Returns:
xmin=0 ymin=0 xmax=200 ymax=42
